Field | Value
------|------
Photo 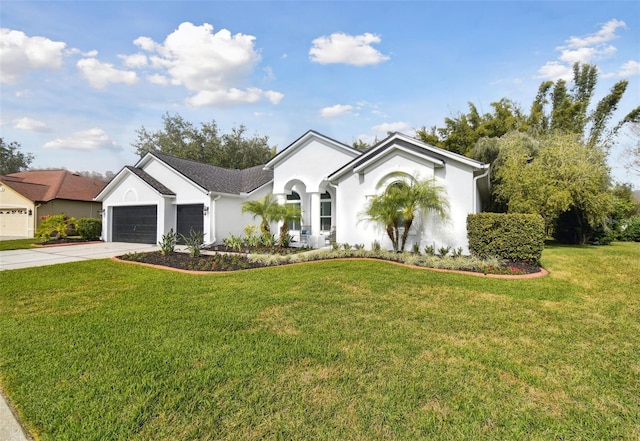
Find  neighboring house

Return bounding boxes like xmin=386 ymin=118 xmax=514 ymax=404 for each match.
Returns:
xmin=0 ymin=170 xmax=106 ymax=238
xmin=96 ymin=131 xmax=490 ymax=252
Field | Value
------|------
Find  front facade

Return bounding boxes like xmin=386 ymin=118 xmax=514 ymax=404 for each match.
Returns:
xmin=97 ymin=131 xmax=490 ymax=252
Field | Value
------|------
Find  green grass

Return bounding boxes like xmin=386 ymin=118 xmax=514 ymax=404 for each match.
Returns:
xmin=1 ymin=242 xmax=639 ymax=440
xmin=0 ymin=237 xmax=39 ymax=250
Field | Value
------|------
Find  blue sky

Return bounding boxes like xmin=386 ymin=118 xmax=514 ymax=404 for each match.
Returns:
xmin=2 ymin=1 xmax=639 ymax=187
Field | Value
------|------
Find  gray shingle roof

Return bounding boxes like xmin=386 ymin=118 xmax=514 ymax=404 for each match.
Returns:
xmin=151 ymin=153 xmax=273 ymax=194
xmin=126 ymin=166 xmax=176 ymax=196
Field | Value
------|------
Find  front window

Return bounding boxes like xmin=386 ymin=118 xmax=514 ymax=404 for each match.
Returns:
xmin=287 ymin=192 xmax=301 ymax=231
xmin=320 ymin=191 xmax=332 ymax=232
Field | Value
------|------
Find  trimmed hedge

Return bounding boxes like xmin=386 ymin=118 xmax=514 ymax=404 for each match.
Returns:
xmin=467 ymin=213 xmax=545 ymax=263
xmin=76 ymin=217 xmax=102 ymax=240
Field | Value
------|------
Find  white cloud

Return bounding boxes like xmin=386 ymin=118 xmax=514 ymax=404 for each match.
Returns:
xmin=119 ymin=53 xmax=148 ymax=68
xmin=321 ymin=104 xmax=353 ymax=118
xmin=309 ymin=32 xmax=389 ymax=66
xmin=618 ymin=60 xmax=640 ymax=77
xmin=134 ymin=22 xmax=282 ymax=106
xmin=147 ymin=73 xmax=170 ymax=85
xmin=0 ymin=28 xmax=66 ymax=84
xmin=76 ymin=58 xmax=138 ymax=89
xmin=372 ymin=122 xmax=413 ymax=135
xmin=13 ymin=117 xmax=51 ymax=133
xmin=536 ymin=19 xmax=627 ymax=80
xmin=43 ymin=128 xmax=122 ymax=151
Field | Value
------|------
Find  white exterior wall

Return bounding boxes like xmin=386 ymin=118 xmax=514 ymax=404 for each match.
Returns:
xmin=213 ymin=184 xmax=274 ymax=244
xmin=334 ymin=151 xmax=477 ymax=253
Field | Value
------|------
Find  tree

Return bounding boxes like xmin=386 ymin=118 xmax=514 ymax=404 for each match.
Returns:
xmin=274 ymin=203 xmax=301 ymax=247
xmin=132 ymin=113 xmax=275 ymax=169
xmin=621 ymin=121 xmax=640 ymax=175
xmin=0 ymin=138 xmax=34 ymax=174
xmin=361 ymin=174 xmax=448 ymax=252
xmin=241 ymin=194 xmax=281 ymax=236
xmin=494 ymin=132 xmax=612 ymax=243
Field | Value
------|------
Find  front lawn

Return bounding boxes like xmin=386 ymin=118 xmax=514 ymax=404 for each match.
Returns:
xmin=0 ymin=237 xmax=38 ymax=251
xmin=0 ymin=242 xmax=639 ymax=440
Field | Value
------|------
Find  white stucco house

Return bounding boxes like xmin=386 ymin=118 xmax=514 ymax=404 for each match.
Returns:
xmin=96 ymin=130 xmax=490 ymax=252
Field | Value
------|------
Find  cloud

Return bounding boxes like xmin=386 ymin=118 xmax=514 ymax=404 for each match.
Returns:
xmin=76 ymin=58 xmax=138 ymax=89
xmin=43 ymin=128 xmax=122 ymax=151
xmin=13 ymin=117 xmax=51 ymax=133
xmin=618 ymin=60 xmax=640 ymax=77
xmin=0 ymin=28 xmax=66 ymax=84
xmin=536 ymin=19 xmax=627 ymax=80
xmin=372 ymin=121 xmax=413 ymax=134
xmin=309 ymin=32 xmax=389 ymax=66
xmin=321 ymin=104 xmax=353 ymax=118
xmin=133 ymin=22 xmax=282 ymax=106
xmin=119 ymin=53 xmax=148 ymax=68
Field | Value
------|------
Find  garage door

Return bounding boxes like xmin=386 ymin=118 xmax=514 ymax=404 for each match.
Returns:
xmin=112 ymin=206 xmax=157 ymax=244
xmin=176 ymin=204 xmax=204 ymax=243
xmin=0 ymin=208 xmax=29 ymax=237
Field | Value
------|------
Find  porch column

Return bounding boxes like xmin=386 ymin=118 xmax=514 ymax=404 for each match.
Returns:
xmin=275 ymin=193 xmax=286 ymax=234
xmin=310 ymin=192 xmax=320 ymax=241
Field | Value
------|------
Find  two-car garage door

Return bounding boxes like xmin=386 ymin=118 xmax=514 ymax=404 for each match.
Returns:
xmin=112 ymin=206 xmax=157 ymax=244
xmin=111 ymin=204 xmax=204 ymax=244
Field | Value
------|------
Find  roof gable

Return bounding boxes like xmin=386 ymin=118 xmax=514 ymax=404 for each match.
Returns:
xmin=328 ymin=132 xmax=488 ymax=181
xmin=264 ymin=130 xmax=361 ymax=170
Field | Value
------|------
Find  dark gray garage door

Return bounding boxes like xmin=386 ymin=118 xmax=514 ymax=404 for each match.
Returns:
xmin=112 ymin=205 xmax=157 ymax=244
xmin=177 ymin=204 xmax=204 ymax=243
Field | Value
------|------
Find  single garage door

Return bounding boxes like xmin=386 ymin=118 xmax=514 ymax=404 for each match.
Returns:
xmin=0 ymin=208 xmax=29 ymax=237
xmin=112 ymin=205 xmax=157 ymax=244
xmin=177 ymin=204 xmax=204 ymax=243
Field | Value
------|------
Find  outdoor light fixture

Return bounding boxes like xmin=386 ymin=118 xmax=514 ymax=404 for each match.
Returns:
xmin=98 ymin=209 xmax=105 ymax=216
xmin=203 ymin=206 xmax=209 ymax=215
xmin=28 ymin=209 xmax=33 ymax=216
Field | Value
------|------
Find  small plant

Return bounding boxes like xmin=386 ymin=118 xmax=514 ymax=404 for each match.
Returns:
xmin=371 ymin=240 xmax=381 ymax=252
xmin=342 ymin=243 xmax=351 ymax=251
xmin=243 ymin=225 xmax=262 ymax=247
xmin=76 ymin=217 xmax=102 ymax=240
xmin=437 ymin=246 xmax=451 ymax=258
xmin=452 ymin=247 xmax=463 ymax=258
xmin=223 ymin=234 xmax=244 ymax=251
xmin=354 ymin=243 xmax=365 ymax=250
xmin=332 ymin=242 xmax=340 ymax=251
xmin=278 ymin=233 xmax=293 ymax=248
xmin=424 ymin=245 xmax=435 ymax=256
xmin=180 ymin=229 xmax=205 ymax=257
xmin=159 ymin=229 xmax=177 ymax=255
xmin=260 ymin=232 xmax=275 ymax=247
xmin=412 ymin=243 xmax=421 ymax=254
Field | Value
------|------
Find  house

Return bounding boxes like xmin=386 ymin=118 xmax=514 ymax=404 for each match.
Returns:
xmin=96 ymin=131 xmax=490 ymax=252
xmin=0 ymin=170 xmax=106 ymax=238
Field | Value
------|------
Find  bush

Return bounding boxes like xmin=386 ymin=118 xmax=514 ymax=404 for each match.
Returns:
xmin=159 ymin=229 xmax=177 ymax=255
xmin=620 ymin=216 xmax=640 ymax=242
xmin=467 ymin=213 xmax=545 ymax=263
xmin=36 ymin=214 xmax=76 ymax=241
xmin=76 ymin=217 xmax=102 ymax=240
xmin=180 ymin=229 xmax=205 ymax=257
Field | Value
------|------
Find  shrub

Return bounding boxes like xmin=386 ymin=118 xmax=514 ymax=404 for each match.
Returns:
xmin=76 ymin=217 xmax=102 ymax=240
xmin=437 ymin=246 xmax=451 ymax=258
xmin=620 ymin=216 xmax=640 ymax=242
xmin=223 ymin=234 xmax=244 ymax=251
xmin=180 ymin=229 xmax=205 ymax=257
xmin=159 ymin=229 xmax=177 ymax=255
xmin=411 ymin=243 xmax=421 ymax=254
xmin=423 ymin=245 xmax=435 ymax=256
xmin=371 ymin=240 xmax=381 ymax=252
xmin=467 ymin=213 xmax=545 ymax=263
xmin=36 ymin=214 xmax=76 ymax=241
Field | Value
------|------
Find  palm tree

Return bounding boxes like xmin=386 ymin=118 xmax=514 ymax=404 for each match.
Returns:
xmin=361 ymin=174 xmax=448 ymax=252
xmin=274 ymin=203 xmax=302 ymax=247
xmin=241 ymin=194 xmax=280 ymax=236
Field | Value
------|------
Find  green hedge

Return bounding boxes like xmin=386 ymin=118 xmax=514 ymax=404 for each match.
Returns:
xmin=76 ymin=217 xmax=102 ymax=240
xmin=467 ymin=213 xmax=545 ymax=263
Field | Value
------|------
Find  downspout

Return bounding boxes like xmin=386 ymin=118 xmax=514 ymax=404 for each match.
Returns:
xmin=472 ymin=166 xmax=490 ymax=213
xmin=208 ymin=194 xmax=221 ymax=245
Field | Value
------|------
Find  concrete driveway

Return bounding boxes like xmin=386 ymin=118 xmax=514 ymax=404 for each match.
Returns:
xmin=0 ymin=241 xmax=159 ymax=271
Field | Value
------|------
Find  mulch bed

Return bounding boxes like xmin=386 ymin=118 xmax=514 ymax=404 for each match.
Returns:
xmin=118 ymin=250 xmax=544 ymax=277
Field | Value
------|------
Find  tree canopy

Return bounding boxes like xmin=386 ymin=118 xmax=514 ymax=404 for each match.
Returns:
xmin=0 ymin=138 xmax=34 ymax=175
xmin=133 ymin=113 xmax=276 ymax=169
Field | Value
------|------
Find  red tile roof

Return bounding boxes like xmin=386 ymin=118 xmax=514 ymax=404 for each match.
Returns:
xmin=0 ymin=170 xmax=106 ymax=203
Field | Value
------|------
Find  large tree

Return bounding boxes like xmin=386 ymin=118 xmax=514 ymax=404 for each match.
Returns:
xmin=494 ymin=132 xmax=612 ymax=243
xmin=361 ymin=174 xmax=448 ymax=252
xmin=133 ymin=113 xmax=275 ymax=169
xmin=0 ymin=138 xmax=34 ymax=175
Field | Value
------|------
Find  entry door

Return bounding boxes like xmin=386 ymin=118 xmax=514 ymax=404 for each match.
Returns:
xmin=176 ymin=204 xmax=204 ymax=243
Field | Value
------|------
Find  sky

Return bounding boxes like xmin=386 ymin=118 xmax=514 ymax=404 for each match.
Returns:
xmin=1 ymin=1 xmax=639 ymax=187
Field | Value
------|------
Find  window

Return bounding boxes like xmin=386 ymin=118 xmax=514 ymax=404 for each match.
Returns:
xmin=287 ymin=192 xmax=301 ymax=230
xmin=320 ymin=191 xmax=332 ymax=232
